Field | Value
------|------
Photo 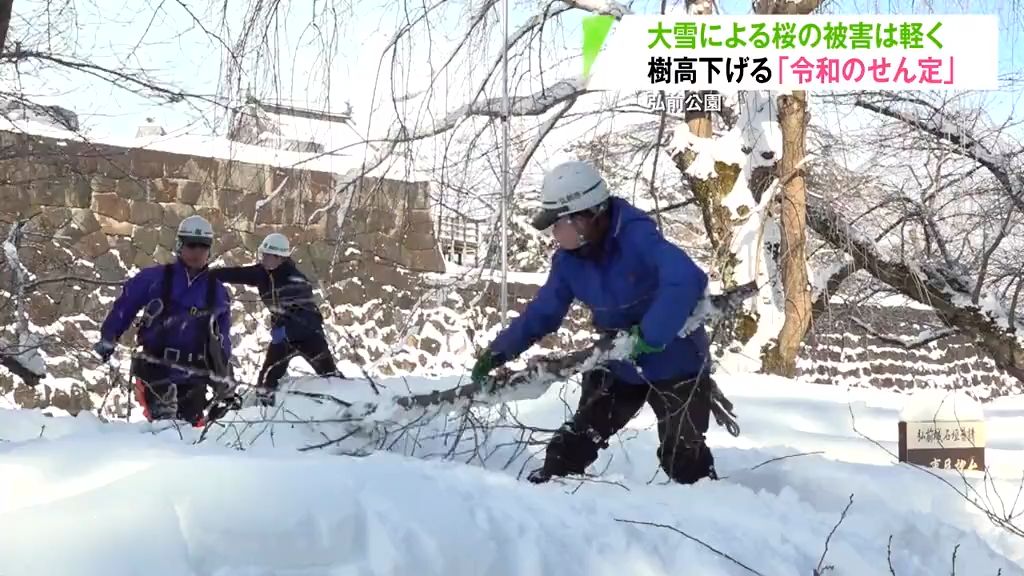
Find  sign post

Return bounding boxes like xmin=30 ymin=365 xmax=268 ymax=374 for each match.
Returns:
xmin=898 ymin=419 xmax=986 ymax=472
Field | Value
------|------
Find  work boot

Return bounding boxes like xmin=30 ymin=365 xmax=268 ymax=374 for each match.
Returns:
xmin=527 ymin=467 xmax=553 ymax=484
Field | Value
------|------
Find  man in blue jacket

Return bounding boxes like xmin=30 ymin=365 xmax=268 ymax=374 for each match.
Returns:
xmin=209 ymin=232 xmax=344 ymax=406
xmin=472 ymin=160 xmax=716 ymax=485
xmin=94 ymin=215 xmax=234 ymax=426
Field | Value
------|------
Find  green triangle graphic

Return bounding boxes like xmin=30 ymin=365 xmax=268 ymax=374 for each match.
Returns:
xmin=582 ymin=15 xmax=615 ymax=79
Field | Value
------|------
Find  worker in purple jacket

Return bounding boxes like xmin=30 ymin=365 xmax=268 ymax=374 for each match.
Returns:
xmin=94 ymin=215 xmax=235 ymax=426
xmin=471 ymin=160 xmax=716 ymax=485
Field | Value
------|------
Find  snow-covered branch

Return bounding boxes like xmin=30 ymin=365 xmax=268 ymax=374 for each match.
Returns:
xmin=1 ymin=220 xmax=45 ymax=385
xmin=559 ymin=0 xmax=633 ymax=18
xmin=849 ymin=317 xmax=958 ymax=349
xmin=854 ymin=97 xmax=1024 ymax=206
xmin=388 ymin=79 xmax=588 ymax=144
xmin=469 ymin=3 xmax=575 ymax=108
xmin=806 ymin=195 xmax=1024 ymax=381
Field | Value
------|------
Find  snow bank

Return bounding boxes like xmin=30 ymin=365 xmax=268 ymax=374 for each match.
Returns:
xmin=1 ymin=373 xmax=1023 ymax=575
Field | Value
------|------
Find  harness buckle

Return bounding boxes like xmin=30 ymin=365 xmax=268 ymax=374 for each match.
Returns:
xmin=163 ymin=348 xmax=181 ymax=364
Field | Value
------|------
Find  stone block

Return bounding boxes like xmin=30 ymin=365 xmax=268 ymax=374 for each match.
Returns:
xmin=113 ymin=237 xmax=137 ymax=267
xmin=218 ymin=229 xmax=242 ymax=254
xmin=129 ymin=201 xmax=163 ymax=225
xmin=403 ymin=232 xmax=436 ymax=252
xmin=115 ymin=178 xmax=146 ymax=201
xmin=29 ymin=178 xmax=69 ymax=206
xmin=69 ymin=208 xmax=101 ymax=236
xmin=226 ymin=162 xmax=265 ymax=192
xmin=90 ymin=175 xmax=117 ymax=194
xmin=407 ymin=209 xmax=434 ymax=235
xmin=176 ymin=157 xmax=216 ymax=182
xmin=133 ymin=248 xmax=154 ymax=269
xmin=161 ymin=203 xmax=196 ymax=230
xmin=36 ymin=206 xmax=72 ymax=231
xmin=216 ymin=248 xmax=248 ymax=267
xmin=196 ymin=207 xmax=226 ymax=231
xmin=96 ymin=214 xmax=134 ymax=237
xmin=93 ymin=251 xmax=125 ymax=282
xmin=75 ymin=229 xmax=110 ymax=259
xmin=153 ymin=245 xmax=174 ymax=264
xmin=0 ymin=186 xmax=30 ymax=215
xmin=67 ymin=176 xmax=92 ymax=208
xmin=96 ymin=156 xmax=130 ymax=179
xmin=240 ymin=232 xmax=261 ymax=253
xmin=215 ymin=187 xmax=243 ymax=217
xmin=150 ymin=178 xmax=177 ymax=203
xmin=27 ymin=292 xmax=60 ymax=327
xmin=176 ymin=179 xmax=202 ymax=205
xmin=161 ymin=152 xmax=193 ymax=180
xmin=129 ymin=149 xmax=166 ymax=179
xmin=307 ymin=242 xmax=336 ymax=274
xmin=91 ymin=192 xmax=131 ymax=221
xmin=227 ymin=192 xmax=259 ymax=223
xmin=9 ymin=161 xmax=53 ymax=188
xmin=159 ymin=225 xmax=177 ymax=251
xmin=133 ymin=226 xmax=160 ymax=255
xmin=402 ymin=247 xmax=444 ymax=273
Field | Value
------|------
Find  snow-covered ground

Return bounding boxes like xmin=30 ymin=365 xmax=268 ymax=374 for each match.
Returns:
xmin=1 ymin=372 xmax=1023 ymax=576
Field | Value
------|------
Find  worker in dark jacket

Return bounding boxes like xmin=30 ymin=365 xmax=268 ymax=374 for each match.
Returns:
xmin=209 ymin=233 xmax=344 ymax=405
xmin=94 ymin=215 xmax=235 ymax=426
xmin=471 ymin=160 xmax=716 ymax=485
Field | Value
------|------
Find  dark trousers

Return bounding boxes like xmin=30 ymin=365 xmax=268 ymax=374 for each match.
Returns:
xmin=540 ymin=370 xmax=716 ymax=484
xmin=131 ymin=356 xmax=212 ymax=426
xmin=257 ymin=334 xmax=341 ymax=392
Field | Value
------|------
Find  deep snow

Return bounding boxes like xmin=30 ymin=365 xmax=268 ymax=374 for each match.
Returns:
xmin=1 ymin=372 xmax=1023 ymax=576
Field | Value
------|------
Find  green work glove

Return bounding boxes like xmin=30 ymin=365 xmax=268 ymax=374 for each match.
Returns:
xmin=471 ymin=349 xmax=505 ymax=393
xmin=629 ymin=325 xmax=665 ymax=359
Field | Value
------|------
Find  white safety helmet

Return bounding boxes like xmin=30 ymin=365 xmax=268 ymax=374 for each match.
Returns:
xmin=258 ymin=232 xmax=292 ymax=258
xmin=531 ymin=160 xmax=610 ymax=230
xmin=175 ymin=215 xmax=214 ymax=252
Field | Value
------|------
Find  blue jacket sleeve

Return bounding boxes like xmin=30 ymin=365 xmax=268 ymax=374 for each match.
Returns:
xmin=624 ymin=220 xmax=708 ymax=349
xmin=488 ymin=253 xmax=574 ymax=360
xmin=100 ymin=267 xmax=158 ymax=343
xmin=213 ymin=280 xmax=233 ymax=360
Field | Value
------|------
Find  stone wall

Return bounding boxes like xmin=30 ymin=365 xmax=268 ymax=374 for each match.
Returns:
xmin=0 ymin=130 xmax=444 ymax=285
xmin=797 ymin=303 xmax=1023 ymax=399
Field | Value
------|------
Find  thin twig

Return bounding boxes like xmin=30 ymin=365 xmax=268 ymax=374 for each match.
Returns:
xmin=815 ymin=494 xmax=855 ymax=575
xmin=750 ymin=450 xmax=825 ymax=471
xmin=614 ymin=518 xmax=766 ymax=576
xmin=887 ymin=534 xmax=897 ymax=576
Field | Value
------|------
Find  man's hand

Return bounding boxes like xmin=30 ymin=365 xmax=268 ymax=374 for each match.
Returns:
xmin=628 ymin=326 xmax=664 ymax=360
xmin=471 ymin=349 xmax=506 ymax=393
xmin=93 ymin=340 xmax=116 ymax=363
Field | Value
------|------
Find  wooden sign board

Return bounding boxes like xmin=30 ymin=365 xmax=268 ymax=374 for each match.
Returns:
xmin=898 ymin=420 xmax=985 ymax=471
